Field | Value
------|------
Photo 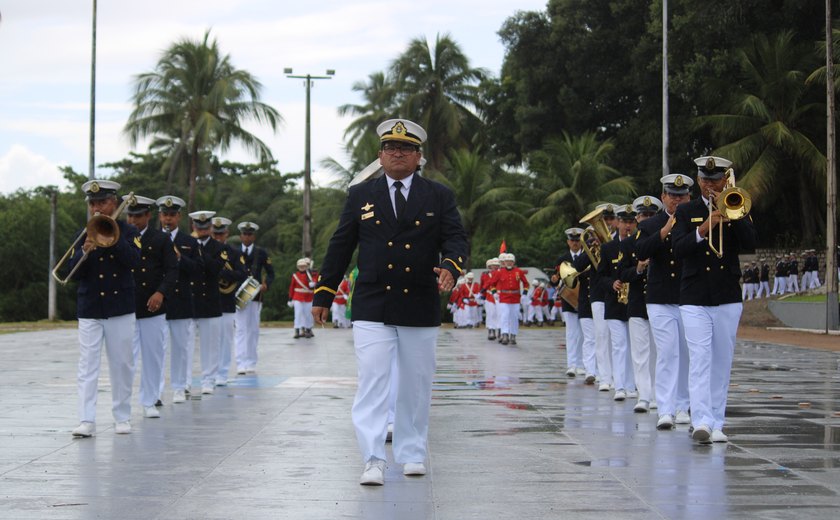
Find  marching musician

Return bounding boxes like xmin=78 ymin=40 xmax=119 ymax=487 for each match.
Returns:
xmin=672 ymin=156 xmax=757 ymax=444
xmin=125 ymin=195 xmax=177 ymax=419
xmin=590 ymin=203 xmax=616 ymax=392
xmin=331 ymin=274 xmax=351 ymax=328
xmin=234 ymin=222 xmax=274 ymax=374
xmin=757 ymin=258 xmax=771 ymax=298
xmin=156 ymin=196 xmax=202 ymax=404
xmin=70 ymin=180 xmax=141 ymax=437
xmin=484 ymin=253 xmax=530 ymax=345
xmin=480 ymin=258 xmax=501 ymax=340
xmin=289 ymin=258 xmax=319 ymax=338
xmin=552 ymin=228 xmax=587 ymax=378
xmin=635 ymin=174 xmax=693 ymax=430
xmin=772 ymin=255 xmax=787 ymax=295
xmin=786 ymin=253 xmax=800 ymax=293
xmin=211 ymin=217 xmax=246 ymax=385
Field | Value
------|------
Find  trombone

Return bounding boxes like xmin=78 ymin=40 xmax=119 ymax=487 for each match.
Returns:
xmin=707 ymin=169 xmax=751 ymax=258
xmin=579 ymin=207 xmax=613 ymax=268
xmin=51 ymin=192 xmax=135 ymax=285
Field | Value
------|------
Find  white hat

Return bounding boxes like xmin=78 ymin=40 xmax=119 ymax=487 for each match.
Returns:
xmin=296 ymin=258 xmax=309 ymax=267
xmin=694 ymin=156 xmax=732 ymax=179
xmin=500 ymin=252 xmax=516 ymax=263
xmin=632 ymin=196 xmax=663 ymax=214
xmin=237 ymin=222 xmax=260 ymax=233
xmin=377 ymin=119 xmax=427 ymax=145
xmin=156 ymin=195 xmax=186 ymax=211
xmin=660 ymin=173 xmax=694 ymax=194
xmin=595 ymin=203 xmax=616 ymax=215
xmin=82 ymin=180 xmax=120 ymax=200
xmin=564 ymin=227 xmax=584 ymax=239
xmin=124 ymin=195 xmax=155 ymax=215
xmin=212 ymin=217 xmax=232 ymax=230
xmin=485 ymin=258 xmax=499 ymax=267
xmin=188 ymin=210 xmax=216 ymax=229
xmin=465 ymin=272 xmax=475 ymax=279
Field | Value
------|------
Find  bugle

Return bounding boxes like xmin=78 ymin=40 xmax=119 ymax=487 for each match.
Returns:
xmin=707 ymin=168 xmax=751 ymax=258
xmin=51 ymin=192 xmax=135 ymax=285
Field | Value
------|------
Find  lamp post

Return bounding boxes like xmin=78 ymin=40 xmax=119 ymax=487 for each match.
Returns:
xmin=285 ymin=68 xmax=335 ymax=258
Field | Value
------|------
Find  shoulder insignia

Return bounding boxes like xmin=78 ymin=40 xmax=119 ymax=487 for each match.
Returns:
xmin=133 ymin=236 xmax=141 ymax=248
xmin=221 ymin=250 xmax=229 ymax=261
xmin=362 ymin=211 xmax=374 ymax=220
xmin=361 ymin=202 xmax=374 ymax=211
xmin=266 ymin=257 xmax=272 ymax=265
xmin=240 ymin=256 xmax=245 ymax=264
xmin=635 ymin=230 xmax=641 ymax=239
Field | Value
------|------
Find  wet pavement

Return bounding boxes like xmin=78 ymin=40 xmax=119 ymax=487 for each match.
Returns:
xmin=0 ymin=324 xmax=839 ymax=519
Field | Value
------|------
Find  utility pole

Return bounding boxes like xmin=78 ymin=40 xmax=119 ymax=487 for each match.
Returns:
xmin=284 ymin=68 xmax=335 ymax=258
xmin=662 ymin=0 xmax=669 ymax=177
xmin=89 ymin=0 xmax=97 ymax=180
xmin=825 ymin=0 xmax=838 ymax=331
xmin=48 ymin=190 xmax=58 ymax=320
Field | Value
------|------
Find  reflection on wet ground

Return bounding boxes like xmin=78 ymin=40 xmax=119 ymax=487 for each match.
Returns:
xmin=0 ymin=327 xmax=838 ymax=519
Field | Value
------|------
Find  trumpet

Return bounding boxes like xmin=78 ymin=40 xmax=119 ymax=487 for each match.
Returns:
xmin=617 ymin=282 xmax=630 ymax=304
xmin=707 ymin=168 xmax=751 ymax=258
xmin=51 ymin=192 xmax=135 ymax=285
xmin=579 ymin=207 xmax=613 ymax=268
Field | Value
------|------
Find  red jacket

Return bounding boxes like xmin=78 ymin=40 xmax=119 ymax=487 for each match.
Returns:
xmin=457 ymin=282 xmax=481 ymax=307
xmin=531 ymin=286 xmax=548 ymax=306
xmin=480 ymin=271 xmax=496 ymax=304
xmin=483 ymin=267 xmax=529 ymax=304
xmin=333 ymin=278 xmax=350 ymax=305
xmin=289 ymin=270 xmax=319 ymax=303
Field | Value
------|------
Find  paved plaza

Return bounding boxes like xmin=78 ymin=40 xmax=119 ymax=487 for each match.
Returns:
xmin=1 ymin=324 xmax=839 ymax=519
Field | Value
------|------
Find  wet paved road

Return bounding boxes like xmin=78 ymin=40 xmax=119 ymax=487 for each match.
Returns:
xmin=0 ymin=325 xmax=839 ymax=519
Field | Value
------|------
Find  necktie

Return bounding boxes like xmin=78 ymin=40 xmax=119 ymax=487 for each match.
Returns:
xmin=393 ymin=181 xmax=406 ymax=219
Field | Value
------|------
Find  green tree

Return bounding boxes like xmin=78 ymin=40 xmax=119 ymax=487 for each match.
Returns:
xmin=124 ymin=30 xmax=281 ymax=212
xmin=337 ymin=71 xmax=399 ymax=173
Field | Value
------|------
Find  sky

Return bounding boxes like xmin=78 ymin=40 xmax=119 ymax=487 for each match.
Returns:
xmin=0 ymin=0 xmax=548 ymax=195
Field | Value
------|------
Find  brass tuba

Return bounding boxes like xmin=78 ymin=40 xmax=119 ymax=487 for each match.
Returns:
xmin=555 ymin=260 xmax=591 ymax=310
xmin=708 ymin=168 xmax=751 ymax=258
xmin=579 ymin=207 xmax=613 ymax=268
xmin=51 ymin=192 xmax=134 ymax=285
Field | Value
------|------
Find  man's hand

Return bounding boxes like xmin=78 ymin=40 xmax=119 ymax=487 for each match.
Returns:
xmin=147 ymin=291 xmax=164 ymax=313
xmin=612 ymin=279 xmax=623 ymax=292
xmin=312 ymin=306 xmax=330 ymax=325
xmin=434 ymin=267 xmax=455 ymax=292
xmin=82 ymin=236 xmax=97 ymax=254
xmin=660 ymin=215 xmax=676 ymax=240
xmin=260 ymin=283 xmax=268 ymax=293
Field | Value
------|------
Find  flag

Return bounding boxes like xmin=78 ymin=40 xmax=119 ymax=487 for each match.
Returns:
xmin=499 ymin=240 xmax=507 ymax=254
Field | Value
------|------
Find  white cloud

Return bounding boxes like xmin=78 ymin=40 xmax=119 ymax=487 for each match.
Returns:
xmin=0 ymin=145 xmax=68 ymax=194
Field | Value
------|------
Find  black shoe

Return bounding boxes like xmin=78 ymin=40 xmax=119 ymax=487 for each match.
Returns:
xmin=293 ymin=329 xmax=301 ymax=339
xmin=510 ymin=335 xmax=517 ymax=345
xmin=500 ymin=334 xmax=509 ymax=345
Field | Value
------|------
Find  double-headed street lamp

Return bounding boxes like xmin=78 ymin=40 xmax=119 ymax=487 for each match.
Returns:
xmin=285 ymin=68 xmax=335 ymax=259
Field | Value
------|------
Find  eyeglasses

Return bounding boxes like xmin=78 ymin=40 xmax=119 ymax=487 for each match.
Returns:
xmin=381 ymin=143 xmax=419 ymax=155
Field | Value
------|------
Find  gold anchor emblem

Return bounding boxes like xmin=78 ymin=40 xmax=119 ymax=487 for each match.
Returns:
xmin=361 ymin=203 xmax=374 ymax=211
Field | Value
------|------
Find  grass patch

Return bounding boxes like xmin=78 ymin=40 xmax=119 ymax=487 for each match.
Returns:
xmin=781 ymin=294 xmax=840 ymax=303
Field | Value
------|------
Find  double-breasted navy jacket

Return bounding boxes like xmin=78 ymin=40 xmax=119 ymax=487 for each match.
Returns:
xmin=132 ymin=226 xmax=178 ymax=319
xmin=165 ymin=230 xmax=203 ymax=321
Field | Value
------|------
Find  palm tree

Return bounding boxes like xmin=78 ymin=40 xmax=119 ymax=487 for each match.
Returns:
xmin=124 ymin=30 xmax=282 ymax=211
xmin=338 ymin=71 xmax=399 ymax=172
xmin=390 ymin=34 xmax=488 ymax=171
xmin=697 ymin=31 xmax=825 ymax=238
xmin=527 ymin=132 xmax=636 ymax=228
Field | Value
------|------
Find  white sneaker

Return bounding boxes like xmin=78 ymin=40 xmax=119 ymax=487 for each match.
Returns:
xmin=656 ymin=414 xmax=674 ymax=430
xmin=633 ymin=400 xmax=649 ymax=413
xmin=172 ymin=389 xmax=186 ymax=403
xmin=575 ymin=368 xmax=587 ymax=376
xmin=143 ymin=406 xmax=160 ymax=418
xmin=613 ymin=389 xmax=627 ymax=401
xmin=692 ymin=424 xmax=712 ymax=444
xmin=675 ymin=410 xmax=691 ymax=424
xmin=565 ymin=367 xmax=576 ymax=377
xmin=403 ymin=462 xmax=426 ymax=476
xmin=115 ymin=421 xmax=131 ymax=434
xmin=598 ymin=382 xmax=610 ymax=392
xmin=72 ymin=422 xmax=95 ymax=437
xmin=236 ymin=367 xmax=247 ymax=375
xmin=711 ymin=429 xmax=729 ymax=443
xmin=627 ymin=390 xmax=639 ymax=399
xmin=201 ymin=384 xmax=214 ymax=395
xmin=360 ymin=457 xmax=385 ymax=486
xmin=215 ymin=378 xmax=228 ymax=387
xmin=649 ymin=400 xmax=658 ymax=410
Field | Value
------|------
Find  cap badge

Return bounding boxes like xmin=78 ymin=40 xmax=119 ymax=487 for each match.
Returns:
xmin=391 ymin=121 xmax=407 ymax=137
xmin=705 ymin=157 xmax=716 ymax=171
xmin=213 ymin=218 xmax=222 ymax=226
xmin=89 ymin=181 xmax=100 ymax=193
xmin=643 ymin=197 xmax=652 ymax=207
xmin=165 ymin=197 xmax=173 ymax=207
xmin=674 ymin=175 xmax=684 ymax=187
xmin=361 ymin=202 xmax=374 ymax=211
xmin=625 ymin=204 xmax=632 ymax=213
xmin=199 ymin=214 xmax=208 ymax=222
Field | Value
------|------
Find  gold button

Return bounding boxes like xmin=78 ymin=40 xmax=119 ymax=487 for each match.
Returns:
xmin=720 ymin=266 xmax=724 ymax=270
xmin=376 ymin=220 xmax=381 ymax=225
xmin=706 ymin=267 xmax=711 ymax=272
xmin=670 ymin=260 xmax=675 ymax=265
xmin=671 ymin=273 xmax=675 ymax=278
xmin=388 ymin=264 xmax=394 ymax=269
xmin=142 ymin=256 xmax=146 ymax=260
xmin=191 ymin=282 xmax=194 ymax=286
xmin=142 ymin=282 xmax=147 ymax=287
xmin=386 ymin=285 xmax=391 ymax=291
xmin=403 ymin=288 xmax=409 ymax=294
xmin=388 ymin=241 xmax=393 ymax=247
xmin=99 ymin=257 xmax=104 ymax=262
xmin=706 ymin=251 xmax=710 ymax=256
xmin=141 ymin=268 xmax=146 ymax=272
xmin=100 ymin=292 xmax=105 ymax=296
xmin=415 ymin=220 xmax=420 ymax=226
xmin=405 ymin=267 xmax=411 ymax=273
xmin=405 ymin=244 xmax=411 ymax=250
xmin=176 ymin=289 xmax=180 ymax=293
xmin=113 ymin=273 xmax=117 ymax=278
xmin=114 ymin=290 xmax=118 ymax=294
xmin=99 ymin=274 xmax=104 ymax=279
xmin=110 ymin=255 xmax=114 ymax=259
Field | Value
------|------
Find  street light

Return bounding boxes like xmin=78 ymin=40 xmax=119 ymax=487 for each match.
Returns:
xmin=285 ymin=68 xmax=335 ymax=258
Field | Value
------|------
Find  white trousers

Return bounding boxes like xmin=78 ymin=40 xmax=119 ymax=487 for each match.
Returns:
xmin=498 ymin=303 xmax=520 ymax=335
xmin=578 ymin=317 xmax=598 ymax=377
xmin=387 ymin=351 xmax=399 ymax=424
xmin=591 ymin=302 xmax=612 ymax=385
xmin=331 ymin=303 xmax=350 ymax=328
xmin=167 ymin=319 xmax=191 ymax=391
xmin=807 ymin=270 xmax=821 ymax=289
xmin=185 ymin=319 xmax=196 ymax=387
xmin=352 ymin=321 xmax=437 ymax=464
xmin=77 ymin=313 xmax=136 ymax=423
xmin=293 ymin=300 xmax=314 ymax=329
xmin=607 ymin=320 xmax=633 ymax=392
xmin=771 ymin=276 xmax=786 ymax=295
xmin=680 ymin=304 xmax=742 ymax=430
xmin=133 ymin=314 xmax=167 ymax=408
xmin=217 ymin=312 xmax=235 ymax=382
xmin=742 ymin=282 xmax=755 ymax=300
xmin=647 ymin=304 xmax=690 ymax=416
xmin=756 ymin=281 xmax=770 ymax=298
xmin=235 ymin=301 xmax=261 ymax=370
xmin=562 ymin=312 xmax=583 ymax=370
xmin=628 ymin=317 xmax=653 ymax=402
xmin=484 ymin=301 xmax=498 ymax=330
xmin=787 ymin=274 xmax=799 ymax=293
xmin=195 ymin=317 xmax=222 ymax=387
